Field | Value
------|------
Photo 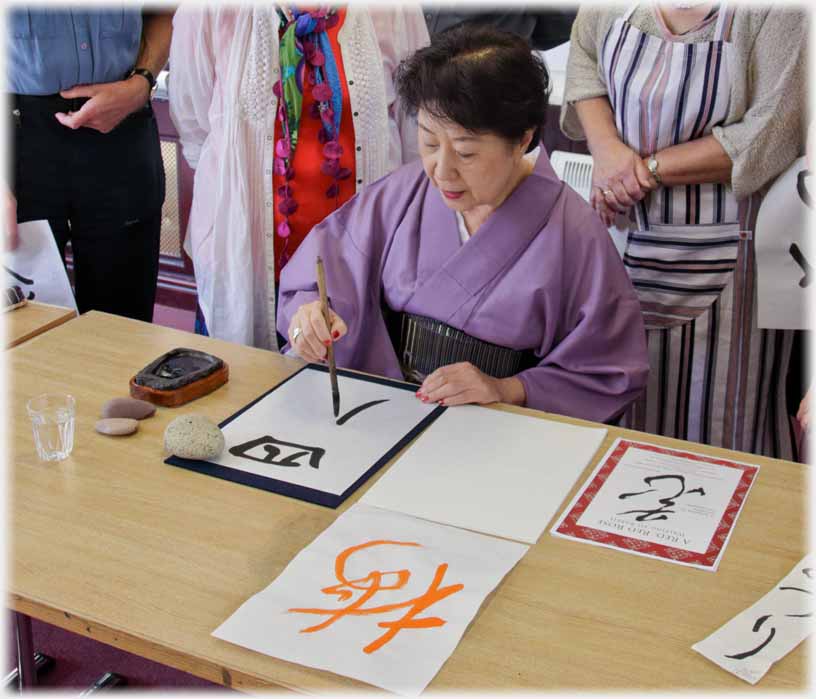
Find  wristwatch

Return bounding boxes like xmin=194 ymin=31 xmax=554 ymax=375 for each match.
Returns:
xmin=647 ymin=154 xmax=662 ymax=185
xmin=127 ymin=67 xmax=157 ymax=93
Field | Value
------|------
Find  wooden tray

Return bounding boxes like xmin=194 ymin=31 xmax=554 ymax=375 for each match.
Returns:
xmin=130 ymin=363 xmax=229 ymax=407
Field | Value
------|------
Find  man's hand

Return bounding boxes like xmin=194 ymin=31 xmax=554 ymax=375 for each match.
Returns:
xmin=4 ymin=188 xmax=19 ymax=252
xmin=797 ymin=387 xmax=812 ymax=431
xmin=55 ymin=76 xmax=151 ymax=133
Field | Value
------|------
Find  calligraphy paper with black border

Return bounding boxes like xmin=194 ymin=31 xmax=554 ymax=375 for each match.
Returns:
xmin=166 ymin=364 xmax=445 ymax=508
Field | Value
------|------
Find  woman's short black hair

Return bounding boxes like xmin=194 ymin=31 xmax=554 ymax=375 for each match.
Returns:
xmin=396 ymin=25 xmax=550 ymax=153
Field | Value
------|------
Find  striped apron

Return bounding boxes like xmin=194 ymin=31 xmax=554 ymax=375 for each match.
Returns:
xmin=603 ymin=3 xmax=796 ymax=459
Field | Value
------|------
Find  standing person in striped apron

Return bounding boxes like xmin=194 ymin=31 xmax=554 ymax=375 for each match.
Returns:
xmin=561 ymin=2 xmax=808 ymax=458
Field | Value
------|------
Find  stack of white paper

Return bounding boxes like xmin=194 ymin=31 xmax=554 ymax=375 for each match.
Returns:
xmin=362 ymin=405 xmax=607 ymax=544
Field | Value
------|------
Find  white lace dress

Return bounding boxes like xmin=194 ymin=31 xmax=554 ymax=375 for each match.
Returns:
xmin=169 ymin=5 xmax=430 ymax=349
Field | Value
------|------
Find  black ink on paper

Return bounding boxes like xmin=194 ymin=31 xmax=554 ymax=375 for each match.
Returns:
xmin=229 ymin=436 xmax=326 ymax=469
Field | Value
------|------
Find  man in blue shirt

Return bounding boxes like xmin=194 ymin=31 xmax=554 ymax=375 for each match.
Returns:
xmin=5 ymin=8 xmax=173 ymax=322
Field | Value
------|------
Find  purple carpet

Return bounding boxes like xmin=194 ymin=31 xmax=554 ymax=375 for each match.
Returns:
xmin=6 ymin=615 xmax=223 ymax=689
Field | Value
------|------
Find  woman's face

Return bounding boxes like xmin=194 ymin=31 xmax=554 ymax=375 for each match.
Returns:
xmin=418 ymin=109 xmax=531 ymax=214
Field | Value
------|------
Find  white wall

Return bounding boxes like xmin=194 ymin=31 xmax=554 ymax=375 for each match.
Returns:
xmin=538 ymin=41 xmax=570 ymax=106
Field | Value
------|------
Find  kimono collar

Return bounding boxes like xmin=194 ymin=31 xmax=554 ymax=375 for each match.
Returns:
xmin=411 ymin=149 xmax=565 ymax=321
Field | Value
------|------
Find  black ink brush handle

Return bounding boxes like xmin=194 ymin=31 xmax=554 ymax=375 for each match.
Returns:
xmin=316 ymin=256 xmax=341 ymax=417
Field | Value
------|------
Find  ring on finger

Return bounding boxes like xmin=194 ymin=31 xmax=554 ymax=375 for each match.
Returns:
xmin=292 ymin=326 xmax=302 ymax=342
xmin=603 ymin=189 xmax=614 ymax=198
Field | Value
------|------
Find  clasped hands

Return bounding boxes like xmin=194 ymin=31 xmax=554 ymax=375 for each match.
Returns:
xmin=288 ymin=300 xmax=520 ymax=406
xmin=590 ymin=137 xmax=659 ymax=227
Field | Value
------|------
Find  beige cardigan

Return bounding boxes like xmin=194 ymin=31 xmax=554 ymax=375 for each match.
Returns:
xmin=560 ymin=3 xmax=809 ymax=199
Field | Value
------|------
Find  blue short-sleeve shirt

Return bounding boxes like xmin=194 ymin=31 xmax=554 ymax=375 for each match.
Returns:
xmin=7 ymin=7 xmax=143 ymax=95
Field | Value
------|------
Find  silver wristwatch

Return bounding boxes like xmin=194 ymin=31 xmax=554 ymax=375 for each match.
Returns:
xmin=647 ymin=155 xmax=662 ymax=185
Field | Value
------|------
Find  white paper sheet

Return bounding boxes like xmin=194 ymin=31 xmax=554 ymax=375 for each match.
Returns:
xmin=692 ymin=555 xmax=814 ymax=684
xmin=755 ymin=157 xmax=814 ymax=330
xmin=213 ymin=503 xmax=528 ymax=695
xmin=551 ymin=438 xmax=759 ymax=571
xmin=362 ymin=405 xmax=607 ymax=544
xmin=4 ymin=220 xmax=77 ymax=311
xmin=209 ymin=365 xmax=439 ymax=498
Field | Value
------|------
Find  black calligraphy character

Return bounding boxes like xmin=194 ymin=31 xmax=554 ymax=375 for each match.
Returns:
xmin=789 ymin=243 xmax=812 ymax=288
xmin=335 ymin=399 xmax=389 ymax=426
xmin=724 ymin=567 xmax=813 ymax=661
xmin=229 ymin=436 xmax=325 ymax=469
xmin=3 ymin=265 xmax=35 ymax=300
xmin=725 ymin=614 xmax=777 ymax=660
xmin=618 ymin=474 xmax=705 ymax=522
xmin=778 ymin=567 xmax=813 ymax=618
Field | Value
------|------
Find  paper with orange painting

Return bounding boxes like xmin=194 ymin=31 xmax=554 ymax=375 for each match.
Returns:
xmin=212 ymin=504 xmax=528 ymax=694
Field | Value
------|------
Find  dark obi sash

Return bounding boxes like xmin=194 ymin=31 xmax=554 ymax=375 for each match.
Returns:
xmin=390 ymin=312 xmax=537 ymax=383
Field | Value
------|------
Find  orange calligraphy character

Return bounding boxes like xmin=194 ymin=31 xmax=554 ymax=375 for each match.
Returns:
xmin=288 ymin=539 xmax=464 ymax=653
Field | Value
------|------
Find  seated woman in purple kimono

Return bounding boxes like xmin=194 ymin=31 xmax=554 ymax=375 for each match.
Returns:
xmin=277 ymin=26 xmax=648 ymax=424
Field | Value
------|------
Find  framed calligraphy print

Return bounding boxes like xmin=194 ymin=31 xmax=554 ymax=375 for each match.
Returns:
xmin=550 ymin=438 xmax=759 ymax=571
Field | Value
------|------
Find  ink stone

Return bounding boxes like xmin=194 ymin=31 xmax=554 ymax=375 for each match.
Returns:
xmin=134 ymin=348 xmax=224 ymax=391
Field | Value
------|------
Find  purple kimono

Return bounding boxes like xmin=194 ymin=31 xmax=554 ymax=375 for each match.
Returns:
xmin=278 ymin=153 xmax=648 ymax=423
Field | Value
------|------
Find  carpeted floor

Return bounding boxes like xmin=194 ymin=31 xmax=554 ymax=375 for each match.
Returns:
xmin=6 ymin=615 xmax=222 ymax=689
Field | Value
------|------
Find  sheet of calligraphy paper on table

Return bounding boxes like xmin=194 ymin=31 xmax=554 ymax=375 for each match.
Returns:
xmin=212 ymin=503 xmax=528 ymax=695
xmin=693 ymin=555 xmax=814 ymax=684
xmin=4 ymin=220 xmax=77 ymax=311
xmin=167 ymin=365 xmax=442 ymax=506
xmin=551 ymin=438 xmax=759 ymax=571
xmin=362 ymin=405 xmax=607 ymax=544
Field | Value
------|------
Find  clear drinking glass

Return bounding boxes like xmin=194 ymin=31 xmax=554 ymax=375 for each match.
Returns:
xmin=26 ymin=393 xmax=76 ymax=461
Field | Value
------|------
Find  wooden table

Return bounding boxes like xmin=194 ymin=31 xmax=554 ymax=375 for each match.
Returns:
xmin=8 ymin=311 xmax=808 ymax=692
xmin=4 ymin=301 xmax=76 ymax=349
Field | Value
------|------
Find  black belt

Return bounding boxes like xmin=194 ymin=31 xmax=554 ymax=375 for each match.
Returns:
xmin=9 ymin=93 xmax=152 ymax=121
xmin=396 ymin=313 xmax=537 ymax=382
xmin=11 ymin=92 xmax=91 ymax=114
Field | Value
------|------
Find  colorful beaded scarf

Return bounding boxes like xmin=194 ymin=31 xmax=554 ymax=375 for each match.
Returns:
xmin=274 ymin=6 xmax=351 ymax=268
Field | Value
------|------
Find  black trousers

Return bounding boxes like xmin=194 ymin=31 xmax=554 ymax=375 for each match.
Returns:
xmin=11 ymin=93 xmax=165 ymax=322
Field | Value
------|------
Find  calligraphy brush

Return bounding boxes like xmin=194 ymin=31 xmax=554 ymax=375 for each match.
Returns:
xmin=316 ymin=256 xmax=340 ymax=418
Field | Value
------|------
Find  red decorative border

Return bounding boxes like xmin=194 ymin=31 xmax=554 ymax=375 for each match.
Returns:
xmin=554 ymin=440 xmax=759 ymax=568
